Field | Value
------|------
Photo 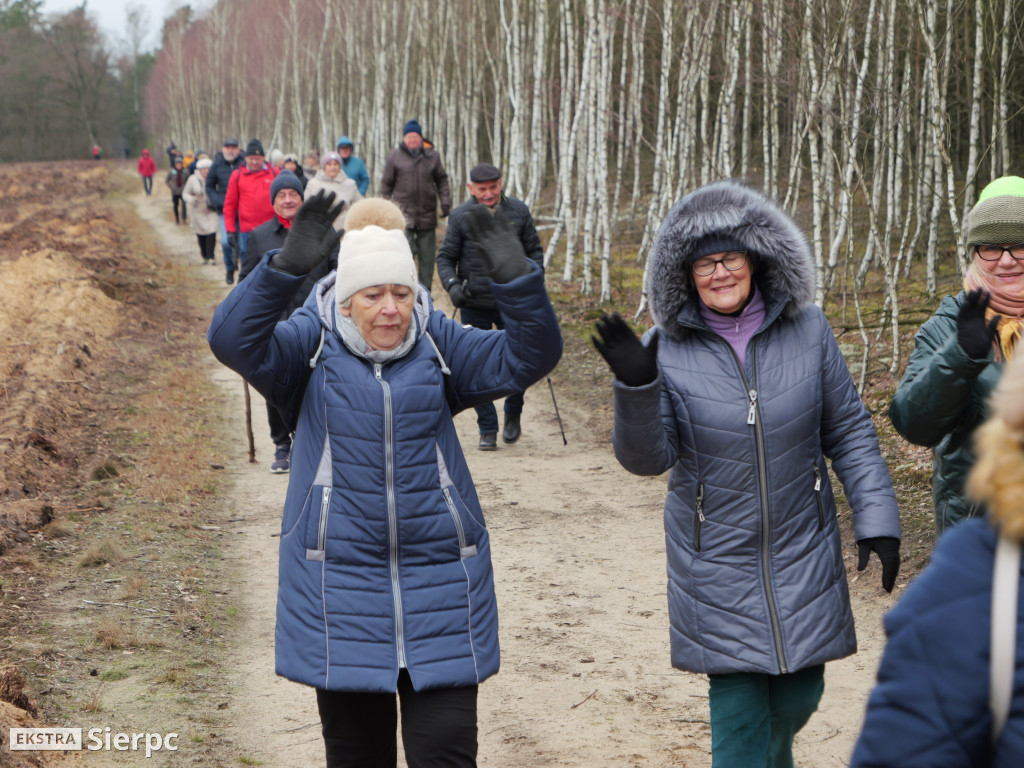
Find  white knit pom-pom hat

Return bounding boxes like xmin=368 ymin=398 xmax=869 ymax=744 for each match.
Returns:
xmin=335 ymin=198 xmax=418 ymax=304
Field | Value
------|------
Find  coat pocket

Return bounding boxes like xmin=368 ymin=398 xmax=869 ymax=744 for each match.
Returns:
xmin=442 ymin=487 xmax=478 ymax=559
xmin=693 ymin=482 xmax=705 ymax=552
xmin=813 ymin=465 xmax=825 ymax=531
xmin=304 ymin=485 xmax=331 ymax=562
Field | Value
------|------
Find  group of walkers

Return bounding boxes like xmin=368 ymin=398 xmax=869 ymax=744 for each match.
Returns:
xmin=197 ymin=112 xmax=1024 ymax=767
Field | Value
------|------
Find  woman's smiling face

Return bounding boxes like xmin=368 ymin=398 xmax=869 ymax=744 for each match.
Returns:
xmin=692 ymin=252 xmax=753 ymax=314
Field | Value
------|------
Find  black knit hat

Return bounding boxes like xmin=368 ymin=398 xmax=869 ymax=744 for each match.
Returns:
xmin=269 ymin=171 xmax=304 ymax=204
xmin=246 ymin=138 xmax=264 ymax=157
xmin=469 ymin=163 xmax=501 ymax=183
xmin=688 ymin=235 xmax=749 ymax=263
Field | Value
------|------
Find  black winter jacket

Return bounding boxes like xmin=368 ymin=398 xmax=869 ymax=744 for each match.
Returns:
xmin=239 ymin=216 xmax=338 ymax=318
xmin=436 ymin=196 xmax=544 ymax=311
xmin=205 ymin=150 xmax=246 ymax=212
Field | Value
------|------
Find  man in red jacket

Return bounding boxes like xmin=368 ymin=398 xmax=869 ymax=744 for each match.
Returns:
xmin=222 ymin=139 xmax=279 ymax=284
xmin=137 ymin=149 xmax=156 ymax=196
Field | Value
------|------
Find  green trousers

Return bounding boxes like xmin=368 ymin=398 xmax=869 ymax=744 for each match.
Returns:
xmin=405 ymin=228 xmax=437 ymax=290
xmin=708 ymin=664 xmax=825 ymax=768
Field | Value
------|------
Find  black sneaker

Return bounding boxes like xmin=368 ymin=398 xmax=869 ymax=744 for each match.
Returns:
xmin=502 ymin=415 xmax=521 ymax=444
xmin=270 ymin=444 xmax=290 ymax=474
xmin=225 ymin=273 xmax=235 ymax=285
xmin=478 ymin=433 xmax=498 ymax=451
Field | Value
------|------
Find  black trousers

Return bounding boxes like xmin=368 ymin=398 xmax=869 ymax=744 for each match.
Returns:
xmin=459 ymin=306 xmax=524 ymax=433
xmin=266 ymin=402 xmax=291 ymax=447
xmin=316 ymin=670 xmax=478 ymax=768
xmin=172 ymin=193 xmax=187 ymax=223
xmin=196 ymin=233 xmax=216 ymax=262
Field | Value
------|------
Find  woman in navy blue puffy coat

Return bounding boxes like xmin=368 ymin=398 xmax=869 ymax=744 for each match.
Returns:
xmin=851 ymin=351 xmax=1024 ymax=767
xmin=208 ymin=195 xmax=562 ymax=767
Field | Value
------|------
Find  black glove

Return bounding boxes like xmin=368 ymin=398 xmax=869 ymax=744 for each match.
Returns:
xmin=462 ymin=205 xmax=533 ymax=283
xmin=957 ymin=288 xmax=1001 ymax=359
xmin=857 ymin=536 xmax=900 ymax=593
xmin=591 ymin=313 xmax=659 ymax=388
xmin=448 ymin=281 xmax=468 ymax=308
xmin=270 ymin=191 xmax=346 ymax=276
xmin=230 ymin=232 xmax=240 ymax=260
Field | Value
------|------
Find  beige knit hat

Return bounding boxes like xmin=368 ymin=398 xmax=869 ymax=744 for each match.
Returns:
xmin=335 ymin=198 xmax=418 ymax=303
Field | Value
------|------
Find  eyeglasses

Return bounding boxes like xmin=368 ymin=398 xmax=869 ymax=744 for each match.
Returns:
xmin=974 ymin=244 xmax=1024 ymax=261
xmin=691 ymin=251 xmax=747 ymax=276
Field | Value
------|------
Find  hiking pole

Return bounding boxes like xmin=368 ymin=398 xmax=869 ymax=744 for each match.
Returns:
xmin=243 ymin=379 xmax=256 ymax=462
xmin=547 ymin=376 xmax=567 ymax=445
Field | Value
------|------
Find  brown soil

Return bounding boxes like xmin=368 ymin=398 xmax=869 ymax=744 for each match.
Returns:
xmin=0 ymin=161 xmax=931 ymax=767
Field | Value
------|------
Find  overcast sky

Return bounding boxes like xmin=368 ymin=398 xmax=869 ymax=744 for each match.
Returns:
xmin=38 ymin=0 xmax=185 ymax=52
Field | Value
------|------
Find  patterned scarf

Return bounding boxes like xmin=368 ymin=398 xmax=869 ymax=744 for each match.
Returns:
xmin=964 ymin=261 xmax=1024 ymax=361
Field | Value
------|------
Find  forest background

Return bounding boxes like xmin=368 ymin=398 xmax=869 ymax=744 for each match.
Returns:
xmin=2 ymin=0 xmax=1023 ymax=379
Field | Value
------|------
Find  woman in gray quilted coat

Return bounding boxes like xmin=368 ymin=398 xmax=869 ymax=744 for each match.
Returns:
xmin=592 ymin=180 xmax=901 ymax=768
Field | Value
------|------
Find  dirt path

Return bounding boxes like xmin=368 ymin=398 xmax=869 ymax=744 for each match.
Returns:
xmin=133 ymin=188 xmax=896 ymax=767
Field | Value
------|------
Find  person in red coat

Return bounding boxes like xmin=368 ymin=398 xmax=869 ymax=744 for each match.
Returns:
xmin=221 ymin=139 xmax=279 ymax=284
xmin=137 ymin=149 xmax=156 ymax=196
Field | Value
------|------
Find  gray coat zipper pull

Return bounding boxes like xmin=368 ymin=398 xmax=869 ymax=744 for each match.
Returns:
xmin=747 ymin=389 xmax=757 ymax=425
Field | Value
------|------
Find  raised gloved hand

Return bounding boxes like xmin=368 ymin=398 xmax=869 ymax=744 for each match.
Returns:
xmin=270 ymin=191 xmax=346 ymax=276
xmin=957 ymin=288 xmax=1001 ymax=359
xmin=448 ymin=280 xmax=469 ymax=308
xmin=591 ymin=313 xmax=659 ymax=388
xmin=857 ymin=536 xmax=901 ymax=593
xmin=463 ymin=205 xmax=533 ymax=283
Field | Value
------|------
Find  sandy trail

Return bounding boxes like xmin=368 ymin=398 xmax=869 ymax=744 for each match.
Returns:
xmin=134 ymin=188 xmax=895 ymax=767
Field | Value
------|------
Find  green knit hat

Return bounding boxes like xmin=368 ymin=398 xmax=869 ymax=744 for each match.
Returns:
xmin=966 ymin=176 xmax=1024 ymax=246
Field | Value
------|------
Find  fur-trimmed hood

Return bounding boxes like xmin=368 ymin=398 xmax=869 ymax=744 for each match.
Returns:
xmin=647 ymin=180 xmax=816 ymax=339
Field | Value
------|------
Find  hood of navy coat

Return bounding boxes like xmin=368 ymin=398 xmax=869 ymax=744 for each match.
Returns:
xmin=647 ymin=180 xmax=816 ymax=338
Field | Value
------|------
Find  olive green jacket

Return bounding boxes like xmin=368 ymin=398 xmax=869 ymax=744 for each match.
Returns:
xmin=889 ymin=291 xmax=1003 ymax=533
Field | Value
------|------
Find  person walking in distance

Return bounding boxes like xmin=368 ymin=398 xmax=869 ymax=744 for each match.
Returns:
xmin=165 ymin=156 xmax=188 ymax=225
xmin=380 ymin=119 xmax=451 ymax=290
xmin=221 ymin=139 xmax=279 ymax=285
xmin=137 ymin=149 xmax=156 ymax=195
xmin=182 ymin=157 xmax=218 ymax=265
xmin=237 ymin=171 xmax=332 ymax=474
xmin=592 ymin=180 xmax=901 ymax=768
xmin=888 ymin=175 xmax=1024 ymax=535
xmin=206 ymin=138 xmax=247 ymax=284
xmin=437 ymin=162 xmax=544 ymax=450
xmin=305 ymin=151 xmax=362 ymax=232
xmin=281 ymin=154 xmax=307 ymax=191
xmin=208 ymin=194 xmax=562 ymax=768
xmin=335 ymin=135 xmax=370 ymax=196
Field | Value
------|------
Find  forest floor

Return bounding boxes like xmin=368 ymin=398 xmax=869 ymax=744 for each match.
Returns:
xmin=0 ymin=161 xmax=935 ymax=767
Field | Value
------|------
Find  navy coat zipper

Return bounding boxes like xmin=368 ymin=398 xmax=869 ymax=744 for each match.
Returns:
xmin=374 ymin=363 xmax=406 ymax=669
xmin=719 ymin=337 xmax=789 ymax=675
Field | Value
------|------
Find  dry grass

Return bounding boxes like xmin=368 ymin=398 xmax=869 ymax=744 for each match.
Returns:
xmin=94 ymin=614 xmax=139 ymax=649
xmin=78 ymin=540 xmax=123 ymax=568
xmin=153 ymin=665 xmax=194 ymax=687
xmin=80 ymin=684 xmax=105 ymax=713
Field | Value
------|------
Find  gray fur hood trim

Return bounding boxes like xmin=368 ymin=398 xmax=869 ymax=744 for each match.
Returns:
xmin=647 ymin=180 xmax=815 ymax=339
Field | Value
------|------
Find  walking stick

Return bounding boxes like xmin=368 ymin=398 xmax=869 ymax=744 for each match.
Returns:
xmin=547 ymin=376 xmax=567 ymax=445
xmin=243 ymin=379 xmax=256 ymax=463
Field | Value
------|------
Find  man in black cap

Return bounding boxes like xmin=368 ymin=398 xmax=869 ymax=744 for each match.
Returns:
xmin=437 ymin=162 xmax=544 ymax=450
xmin=206 ymin=138 xmax=246 ymax=283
